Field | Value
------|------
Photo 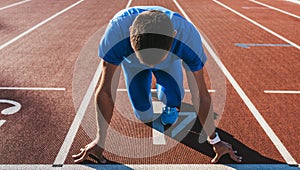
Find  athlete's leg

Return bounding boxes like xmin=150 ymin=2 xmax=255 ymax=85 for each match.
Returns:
xmin=123 ymin=68 xmax=154 ymax=122
xmin=153 ymin=63 xmax=184 ymax=108
xmin=152 ymin=61 xmax=184 ymax=125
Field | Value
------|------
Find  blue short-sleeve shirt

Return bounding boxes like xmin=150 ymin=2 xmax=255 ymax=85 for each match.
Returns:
xmin=98 ymin=6 xmax=207 ymax=72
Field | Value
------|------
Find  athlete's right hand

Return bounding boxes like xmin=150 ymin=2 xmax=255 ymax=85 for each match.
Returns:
xmin=211 ymin=141 xmax=242 ymax=163
xmin=72 ymin=140 xmax=107 ymax=164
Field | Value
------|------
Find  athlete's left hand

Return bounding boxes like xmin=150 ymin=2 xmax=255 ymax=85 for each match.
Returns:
xmin=211 ymin=141 xmax=243 ymax=163
xmin=72 ymin=140 xmax=107 ymax=164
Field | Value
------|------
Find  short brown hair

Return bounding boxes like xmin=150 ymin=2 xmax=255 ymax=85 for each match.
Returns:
xmin=130 ymin=10 xmax=174 ymax=66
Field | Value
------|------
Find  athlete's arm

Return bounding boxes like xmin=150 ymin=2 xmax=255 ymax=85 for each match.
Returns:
xmin=186 ymin=69 xmax=215 ymax=137
xmin=95 ymin=60 xmax=120 ymax=147
xmin=73 ymin=60 xmax=120 ymax=163
xmin=186 ymin=69 xmax=242 ymax=163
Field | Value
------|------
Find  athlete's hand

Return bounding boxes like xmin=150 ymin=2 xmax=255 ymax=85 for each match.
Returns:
xmin=72 ymin=141 xmax=107 ymax=164
xmin=211 ymin=141 xmax=242 ymax=163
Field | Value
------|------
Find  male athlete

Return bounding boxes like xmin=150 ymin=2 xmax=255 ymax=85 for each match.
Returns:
xmin=73 ymin=6 xmax=242 ymax=164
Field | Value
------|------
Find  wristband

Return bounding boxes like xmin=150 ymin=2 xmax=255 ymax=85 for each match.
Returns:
xmin=207 ymin=132 xmax=221 ymax=145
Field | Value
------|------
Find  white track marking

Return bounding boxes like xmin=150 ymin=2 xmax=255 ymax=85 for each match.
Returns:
xmin=0 ymin=0 xmax=31 ymax=11
xmin=125 ymin=0 xmax=133 ymax=8
xmin=152 ymin=119 xmax=166 ymax=145
xmin=264 ymin=90 xmax=300 ymax=94
xmin=212 ymin=0 xmax=300 ymax=50
xmin=0 ymin=120 xmax=6 ymax=128
xmin=286 ymin=0 xmax=300 ymax=5
xmin=174 ymin=0 xmax=298 ymax=165
xmin=116 ymin=88 xmax=216 ymax=93
xmin=0 ymin=0 xmax=84 ymax=50
xmin=153 ymin=101 xmax=165 ymax=113
xmin=0 ymin=99 xmax=21 ymax=115
xmin=172 ymin=112 xmax=196 ymax=138
xmin=173 ymin=0 xmax=192 ymax=22
xmin=53 ymin=63 xmax=102 ymax=165
xmin=0 ymin=87 xmax=65 ymax=91
xmin=152 ymin=101 xmax=166 ymax=145
xmin=250 ymin=0 xmax=300 ymax=19
xmin=242 ymin=6 xmax=268 ymax=9
xmin=53 ymin=0 xmax=132 ymax=165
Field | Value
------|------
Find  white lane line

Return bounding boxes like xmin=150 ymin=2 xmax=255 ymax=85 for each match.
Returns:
xmin=250 ymin=0 xmax=300 ymax=19
xmin=0 ymin=0 xmax=31 ymax=11
xmin=53 ymin=0 xmax=133 ymax=165
xmin=212 ymin=0 xmax=300 ymax=51
xmin=0 ymin=120 xmax=6 ymax=127
xmin=116 ymin=88 xmax=216 ymax=93
xmin=264 ymin=90 xmax=300 ymax=94
xmin=242 ymin=6 xmax=268 ymax=9
xmin=0 ymin=0 xmax=84 ymax=50
xmin=125 ymin=0 xmax=133 ymax=8
xmin=174 ymin=0 xmax=298 ymax=165
xmin=53 ymin=63 xmax=102 ymax=165
xmin=0 ymin=87 xmax=65 ymax=91
xmin=286 ymin=0 xmax=300 ymax=5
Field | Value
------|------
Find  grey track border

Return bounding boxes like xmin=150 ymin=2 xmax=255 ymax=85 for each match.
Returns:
xmin=0 ymin=164 xmax=300 ymax=170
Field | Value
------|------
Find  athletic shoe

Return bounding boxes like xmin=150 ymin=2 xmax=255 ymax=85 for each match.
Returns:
xmin=161 ymin=106 xmax=179 ymax=125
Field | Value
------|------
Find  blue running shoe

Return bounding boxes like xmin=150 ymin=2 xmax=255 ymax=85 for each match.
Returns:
xmin=161 ymin=106 xmax=179 ymax=125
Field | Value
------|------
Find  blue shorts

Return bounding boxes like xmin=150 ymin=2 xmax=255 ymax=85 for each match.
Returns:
xmin=121 ymin=60 xmax=185 ymax=122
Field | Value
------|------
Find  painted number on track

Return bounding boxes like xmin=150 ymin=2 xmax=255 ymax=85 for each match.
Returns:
xmin=0 ymin=99 xmax=22 ymax=127
xmin=152 ymin=101 xmax=196 ymax=145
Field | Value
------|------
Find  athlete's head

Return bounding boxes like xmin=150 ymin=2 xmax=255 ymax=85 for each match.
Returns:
xmin=130 ymin=10 xmax=176 ymax=67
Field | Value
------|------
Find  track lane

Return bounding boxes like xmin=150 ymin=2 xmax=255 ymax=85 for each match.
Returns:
xmin=0 ymin=0 xmax=23 ymax=7
xmin=1 ymin=1 xmax=298 ymax=166
xmin=0 ymin=0 xmax=31 ymax=11
xmin=177 ymin=0 xmax=299 ymax=164
xmin=216 ymin=0 xmax=300 ymax=46
xmin=64 ymin=0 xmax=287 ymax=164
xmin=0 ymin=0 xmax=128 ymax=164
xmin=0 ymin=89 xmax=75 ymax=164
xmin=249 ymin=0 xmax=300 ymax=19
xmin=249 ymin=0 xmax=300 ymax=16
xmin=0 ymin=0 xmax=81 ymax=45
